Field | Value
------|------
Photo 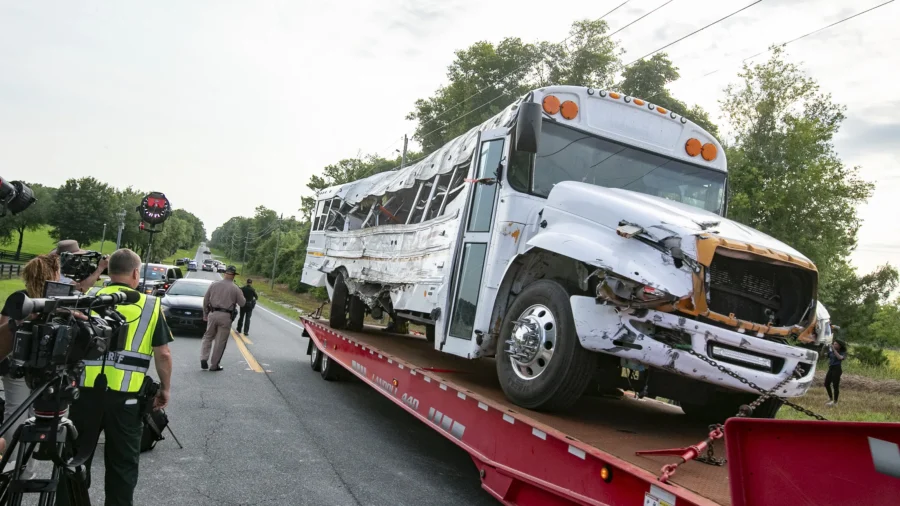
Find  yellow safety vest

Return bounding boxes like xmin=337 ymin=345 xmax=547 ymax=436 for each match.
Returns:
xmin=81 ymin=285 xmax=160 ymax=393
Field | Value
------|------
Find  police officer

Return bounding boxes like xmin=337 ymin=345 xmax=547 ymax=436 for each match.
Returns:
xmin=57 ymin=248 xmax=174 ymax=506
xmin=201 ymin=265 xmax=245 ymax=371
xmin=236 ymin=278 xmax=258 ymax=336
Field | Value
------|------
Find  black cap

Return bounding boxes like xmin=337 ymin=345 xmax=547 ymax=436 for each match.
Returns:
xmin=225 ymin=265 xmax=237 ymax=274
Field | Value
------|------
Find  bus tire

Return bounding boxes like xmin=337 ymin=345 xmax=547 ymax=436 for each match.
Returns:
xmin=348 ymin=295 xmax=365 ymax=332
xmin=329 ymin=273 xmax=350 ymax=330
xmin=425 ymin=324 xmax=435 ymax=343
xmin=320 ymin=352 xmax=341 ymax=381
xmin=496 ymin=279 xmax=596 ymax=411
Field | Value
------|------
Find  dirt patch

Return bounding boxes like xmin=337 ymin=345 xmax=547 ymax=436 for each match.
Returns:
xmin=812 ymin=370 xmax=900 ymax=395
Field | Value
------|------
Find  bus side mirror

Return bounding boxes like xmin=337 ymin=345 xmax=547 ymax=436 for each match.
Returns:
xmin=514 ymin=102 xmax=542 ymax=154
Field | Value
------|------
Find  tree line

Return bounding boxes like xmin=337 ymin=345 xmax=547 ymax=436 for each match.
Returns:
xmin=0 ymin=176 xmax=206 ymax=263
xmin=211 ymin=20 xmax=899 ymax=348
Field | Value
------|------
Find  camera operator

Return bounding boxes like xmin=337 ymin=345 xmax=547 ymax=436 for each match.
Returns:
xmin=56 ymin=248 xmax=173 ymax=506
xmin=50 ymin=240 xmax=108 ymax=293
xmin=0 ymin=254 xmax=62 ymax=476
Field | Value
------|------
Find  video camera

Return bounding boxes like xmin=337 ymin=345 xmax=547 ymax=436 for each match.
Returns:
xmin=1 ymin=290 xmax=139 ymax=392
xmin=0 ymin=178 xmax=36 ymax=218
xmin=59 ymin=250 xmax=106 ymax=283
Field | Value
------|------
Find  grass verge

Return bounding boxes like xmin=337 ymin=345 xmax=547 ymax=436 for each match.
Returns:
xmin=778 ymin=379 xmax=900 ymax=422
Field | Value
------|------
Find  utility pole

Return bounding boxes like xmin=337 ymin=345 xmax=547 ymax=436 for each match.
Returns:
xmin=100 ymin=223 xmax=107 ymax=254
xmin=115 ymin=210 xmax=126 ymax=249
xmin=241 ymin=230 xmax=250 ymax=275
xmin=270 ymin=214 xmax=282 ymax=290
xmin=400 ymin=134 xmax=408 ymax=169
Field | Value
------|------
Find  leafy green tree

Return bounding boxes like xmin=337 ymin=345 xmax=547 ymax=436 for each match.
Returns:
xmin=619 ymin=53 xmax=719 ymax=135
xmin=819 ymin=261 xmax=899 ymax=344
xmin=48 ymin=178 xmax=117 ymax=245
xmin=721 ymin=47 xmax=874 ymax=271
xmin=869 ymin=300 xmax=900 ymax=348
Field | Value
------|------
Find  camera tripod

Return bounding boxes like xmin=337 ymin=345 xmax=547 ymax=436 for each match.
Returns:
xmin=0 ymin=374 xmax=93 ymax=506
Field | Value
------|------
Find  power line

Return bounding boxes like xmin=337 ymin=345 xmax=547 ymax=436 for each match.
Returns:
xmin=639 ymin=0 xmax=897 ymax=102
xmin=622 ymin=1 xmax=763 ymax=67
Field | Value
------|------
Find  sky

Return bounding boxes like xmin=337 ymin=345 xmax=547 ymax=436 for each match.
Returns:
xmin=0 ymin=0 xmax=897 ymax=275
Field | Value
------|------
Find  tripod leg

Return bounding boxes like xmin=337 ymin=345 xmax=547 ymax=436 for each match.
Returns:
xmin=165 ymin=426 xmax=184 ymax=449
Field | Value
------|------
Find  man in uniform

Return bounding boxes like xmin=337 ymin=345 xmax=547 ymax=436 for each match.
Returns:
xmin=57 ymin=248 xmax=173 ymax=506
xmin=201 ymin=265 xmax=245 ymax=371
xmin=236 ymin=278 xmax=258 ymax=336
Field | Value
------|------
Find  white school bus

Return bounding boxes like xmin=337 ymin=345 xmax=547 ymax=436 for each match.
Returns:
xmin=302 ymin=86 xmax=820 ymax=417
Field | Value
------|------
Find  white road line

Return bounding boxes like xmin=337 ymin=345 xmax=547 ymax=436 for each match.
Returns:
xmin=256 ymin=305 xmax=304 ymax=329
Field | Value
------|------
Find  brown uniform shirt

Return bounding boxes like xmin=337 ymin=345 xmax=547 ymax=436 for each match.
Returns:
xmin=203 ymin=279 xmax=246 ymax=318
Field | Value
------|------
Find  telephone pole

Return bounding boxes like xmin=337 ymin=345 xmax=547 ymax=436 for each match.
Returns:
xmin=270 ymin=214 xmax=283 ymax=290
xmin=115 ymin=210 xmax=126 ymax=249
xmin=241 ymin=230 xmax=250 ymax=275
xmin=400 ymin=134 xmax=408 ymax=169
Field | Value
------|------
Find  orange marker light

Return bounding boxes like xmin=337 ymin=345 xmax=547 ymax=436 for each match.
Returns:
xmin=685 ymin=138 xmax=702 ymax=157
xmin=560 ymin=101 xmax=579 ymax=120
xmin=701 ymin=143 xmax=718 ymax=161
xmin=633 ymin=99 xmax=645 ymax=106
xmin=609 ymin=92 xmax=621 ymax=99
xmin=600 ymin=466 xmax=613 ymax=482
xmin=657 ymin=107 xmax=668 ymax=115
xmin=543 ymin=95 xmax=561 ymax=115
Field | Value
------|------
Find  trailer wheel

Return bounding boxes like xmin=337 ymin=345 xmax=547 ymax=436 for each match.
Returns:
xmin=320 ymin=352 xmax=341 ymax=381
xmin=310 ymin=342 xmax=323 ymax=372
xmin=348 ymin=295 xmax=365 ymax=332
xmin=329 ymin=273 xmax=350 ymax=329
xmin=496 ymin=279 xmax=596 ymax=411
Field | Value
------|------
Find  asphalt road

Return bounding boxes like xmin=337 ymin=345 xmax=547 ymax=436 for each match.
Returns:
xmin=88 ymin=244 xmax=495 ymax=505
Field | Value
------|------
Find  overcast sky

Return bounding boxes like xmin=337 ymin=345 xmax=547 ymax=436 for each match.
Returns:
xmin=0 ymin=0 xmax=896 ymax=274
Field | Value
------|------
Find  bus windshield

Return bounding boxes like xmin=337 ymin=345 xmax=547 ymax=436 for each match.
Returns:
xmin=521 ymin=122 xmax=727 ymax=215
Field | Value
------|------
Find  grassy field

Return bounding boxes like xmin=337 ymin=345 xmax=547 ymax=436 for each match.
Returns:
xmin=0 ymin=278 xmax=24 ymax=305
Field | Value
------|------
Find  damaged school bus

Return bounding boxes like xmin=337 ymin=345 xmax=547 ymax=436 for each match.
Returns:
xmin=301 ymin=85 xmax=819 ymax=417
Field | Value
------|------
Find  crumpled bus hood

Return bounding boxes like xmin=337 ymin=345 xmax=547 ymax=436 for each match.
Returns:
xmin=544 ymin=181 xmax=810 ymax=262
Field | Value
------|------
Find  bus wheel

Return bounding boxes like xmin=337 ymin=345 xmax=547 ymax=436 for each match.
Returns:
xmin=496 ymin=279 xmax=596 ymax=411
xmin=348 ymin=295 xmax=365 ymax=332
xmin=329 ymin=273 xmax=350 ymax=329
xmin=425 ymin=324 xmax=435 ymax=343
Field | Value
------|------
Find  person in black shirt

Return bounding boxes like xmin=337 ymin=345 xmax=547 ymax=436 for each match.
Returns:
xmin=236 ymin=278 xmax=258 ymax=336
xmin=825 ymin=338 xmax=847 ymax=407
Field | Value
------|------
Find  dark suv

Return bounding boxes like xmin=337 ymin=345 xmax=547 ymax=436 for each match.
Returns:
xmin=139 ymin=264 xmax=184 ymax=295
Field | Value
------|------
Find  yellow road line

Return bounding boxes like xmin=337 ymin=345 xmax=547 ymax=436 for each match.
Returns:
xmin=231 ymin=329 xmax=263 ymax=372
xmin=239 ymin=333 xmax=253 ymax=345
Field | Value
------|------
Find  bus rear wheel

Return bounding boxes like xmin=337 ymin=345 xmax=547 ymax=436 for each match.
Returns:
xmin=496 ymin=279 xmax=596 ymax=411
xmin=329 ymin=273 xmax=350 ymax=329
xmin=348 ymin=295 xmax=365 ymax=332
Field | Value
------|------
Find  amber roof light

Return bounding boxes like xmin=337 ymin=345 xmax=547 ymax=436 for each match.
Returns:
xmin=701 ymin=143 xmax=718 ymax=161
xmin=560 ymin=100 xmax=579 ymax=120
xmin=685 ymin=138 xmax=702 ymax=157
xmin=543 ymin=95 xmax=561 ymax=115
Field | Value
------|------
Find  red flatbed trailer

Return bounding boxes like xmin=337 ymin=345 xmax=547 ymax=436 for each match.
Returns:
xmin=301 ymin=318 xmax=900 ymax=506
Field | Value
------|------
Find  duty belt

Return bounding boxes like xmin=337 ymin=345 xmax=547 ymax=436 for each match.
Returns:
xmin=211 ymin=307 xmax=233 ymax=313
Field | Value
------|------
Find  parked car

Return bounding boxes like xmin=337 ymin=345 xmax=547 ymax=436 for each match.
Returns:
xmin=159 ymin=278 xmax=214 ymax=332
xmin=138 ymin=263 xmax=184 ymax=294
xmin=203 ymin=249 xmax=211 ymax=254
xmin=216 ymin=264 xmax=226 ymax=273
xmin=202 ymin=259 xmax=215 ymax=272
xmin=175 ymin=258 xmax=185 ymax=266
xmin=187 ymin=260 xmax=198 ymax=272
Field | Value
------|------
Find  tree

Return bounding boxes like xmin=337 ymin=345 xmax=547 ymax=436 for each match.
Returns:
xmin=0 ymin=183 xmax=55 ymax=258
xmin=48 ymin=178 xmax=117 ymax=245
xmin=869 ymin=300 xmax=900 ymax=349
xmin=619 ymin=53 xmax=719 ymax=135
xmin=819 ymin=261 xmax=899 ymax=344
xmin=721 ymin=47 xmax=874 ymax=272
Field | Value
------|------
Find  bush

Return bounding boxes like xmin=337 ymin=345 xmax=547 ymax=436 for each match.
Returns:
xmin=853 ymin=344 xmax=889 ymax=368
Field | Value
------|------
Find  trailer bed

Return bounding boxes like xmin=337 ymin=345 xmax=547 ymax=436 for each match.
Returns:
xmin=303 ymin=318 xmax=730 ymax=505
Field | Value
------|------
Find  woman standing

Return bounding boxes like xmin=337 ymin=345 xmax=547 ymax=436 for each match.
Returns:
xmin=824 ymin=339 xmax=847 ymax=407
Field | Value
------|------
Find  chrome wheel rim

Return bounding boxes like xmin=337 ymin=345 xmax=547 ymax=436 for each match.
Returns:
xmin=507 ymin=304 xmax=557 ymax=380
xmin=311 ymin=346 xmax=318 ymax=364
xmin=321 ymin=354 xmax=328 ymax=370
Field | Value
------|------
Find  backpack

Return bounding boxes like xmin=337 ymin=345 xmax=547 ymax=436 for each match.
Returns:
xmin=141 ymin=408 xmax=170 ymax=452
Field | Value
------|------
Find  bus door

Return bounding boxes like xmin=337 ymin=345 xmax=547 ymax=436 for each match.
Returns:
xmin=442 ymin=129 xmax=507 ymax=356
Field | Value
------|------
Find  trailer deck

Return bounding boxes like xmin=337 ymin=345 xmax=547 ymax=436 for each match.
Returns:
xmin=302 ymin=317 xmax=734 ymax=505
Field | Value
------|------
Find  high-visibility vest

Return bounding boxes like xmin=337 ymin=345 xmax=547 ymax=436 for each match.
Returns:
xmin=81 ymin=285 xmax=160 ymax=393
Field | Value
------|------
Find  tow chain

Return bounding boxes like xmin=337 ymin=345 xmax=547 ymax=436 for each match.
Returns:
xmin=695 ymin=424 xmax=726 ymax=466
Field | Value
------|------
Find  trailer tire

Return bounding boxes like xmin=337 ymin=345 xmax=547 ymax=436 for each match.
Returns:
xmin=496 ymin=279 xmax=596 ymax=411
xmin=348 ymin=295 xmax=365 ymax=332
xmin=329 ymin=273 xmax=350 ymax=329
xmin=310 ymin=342 xmax=323 ymax=372
xmin=320 ymin=352 xmax=341 ymax=381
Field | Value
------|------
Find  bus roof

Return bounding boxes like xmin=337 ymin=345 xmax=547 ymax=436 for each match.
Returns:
xmin=315 ymin=86 xmax=724 ymax=207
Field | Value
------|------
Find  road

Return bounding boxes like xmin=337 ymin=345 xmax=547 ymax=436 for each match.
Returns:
xmin=89 ymin=244 xmax=495 ymax=505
